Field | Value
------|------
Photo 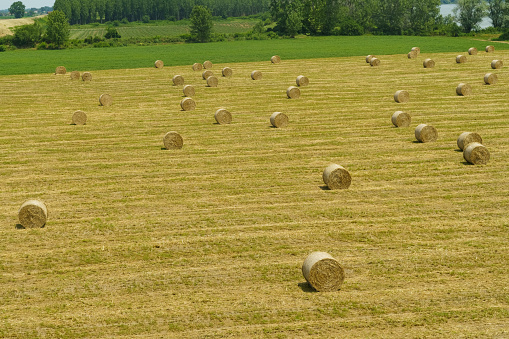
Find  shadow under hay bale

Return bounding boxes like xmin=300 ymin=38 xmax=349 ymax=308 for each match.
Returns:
xmin=192 ymin=63 xmax=202 ymax=71
xmin=251 ymin=70 xmax=262 ymax=80
xmin=55 ymin=66 xmax=66 ymax=75
xmin=270 ymin=112 xmax=289 ymax=128
xmin=99 ymin=94 xmax=113 ymax=106
xmin=464 ymin=142 xmax=490 ymax=165
xmin=296 ymin=75 xmax=309 ymax=87
xmin=302 ymin=252 xmax=345 ymax=292
xmin=286 ymin=86 xmax=300 ymax=99
xmin=180 ymin=97 xmax=196 ymax=111
xmin=271 ymin=55 xmax=281 ymax=64
xmin=18 ymin=200 xmax=47 ymax=228
xmin=456 ymin=83 xmax=471 ymax=96
xmin=183 ymin=85 xmax=195 ymax=97
xmin=70 ymin=71 xmax=80 ymax=80
xmin=163 ymin=131 xmax=183 ymax=150
xmin=82 ymin=72 xmax=92 ymax=82
xmin=154 ymin=60 xmax=164 ymax=68
xmin=468 ymin=47 xmax=478 ymax=55
xmin=423 ymin=59 xmax=435 ymax=68
xmin=222 ymin=67 xmax=233 ymax=77
xmin=457 ymin=132 xmax=482 ymax=151
xmin=484 ymin=73 xmax=498 ymax=85
xmin=172 ymin=75 xmax=184 ymax=86
xmin=415 ymin=124 xmax=438 ymax=143
xmin=391 ymin=111 xmax=411 ymax=127
xmin=214 ymin=108 xmax=232 ymax=124
xmin=323 ymin=164 xmax=351 ymax=190
xmin=394 ymin=90 xmax=409 ymax=103
xmin=72 ymin=110 xmax=87 ymax=125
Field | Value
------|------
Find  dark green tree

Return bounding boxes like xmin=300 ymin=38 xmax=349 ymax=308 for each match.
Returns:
xmin=486 ymin=0 xmax=506 ymax=28
xmin=190 ymin=5 xmax=213 ymax=42
xmin=53 ymin=0 xmax=72 ymax=22
xmin=454 ymin=0 xmax=487 ymax=32
xmin=104 ymin=26 xmax=121 ymax=39
xmin=12 ymin=22 xmax=43 ymax=47
xmin=9 ymin=1 xmax=25 ymax=18
xmin=45 ymin=10 xmax=70 ymax=48
xmin=270 ymin=0 xmax=303 ymax=36
xmin=408 ymin=0 xmax=441 ymax=35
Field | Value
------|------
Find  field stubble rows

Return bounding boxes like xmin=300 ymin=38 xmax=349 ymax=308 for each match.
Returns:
xmin=0 ymin=50 xmax=508 ymax=337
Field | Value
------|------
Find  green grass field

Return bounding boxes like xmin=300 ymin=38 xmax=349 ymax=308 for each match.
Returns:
xmin=1 ymin=43 xmax=508 ymax=337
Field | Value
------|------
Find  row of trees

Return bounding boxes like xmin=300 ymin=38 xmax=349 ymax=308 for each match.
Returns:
xmin=53 ymin=0 xmax=269 ymax=25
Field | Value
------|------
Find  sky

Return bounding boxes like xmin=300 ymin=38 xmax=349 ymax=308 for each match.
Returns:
xmin=1 ymin=0 xmax=52 ymax=10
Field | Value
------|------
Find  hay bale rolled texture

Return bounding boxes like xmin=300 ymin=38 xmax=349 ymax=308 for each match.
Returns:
xmin=154 ymin=60 xmax=164 ymax=68
xmin=486 ymin=45 xmax=495 ymax=53
xmin=370 ymin=57 xmax=380 ymax=66
xmin=180 ymin=97 xmax=196 ymax=111
xmin=286 ymin=86 xmax=300 ymax=99
xmin=456 ymin=83 xmax=472 ymax=96
xmin=468 ymin=47 xmax=478 ymax=55
xmin=70 ymin=71 xmax=80 ymax=80
xmin=302 ymin=252 xmax=345 ymax=292
xmin=491 ymin=60 xmax=503 ymax=69
xmin=202 ymin=70 xmax=213 ymax=80
xmin=192 ymin=63 xmax=203 ymax=71
xmin=55 ymin=66 xmax=66 ymax=75
xmin=214 ymin=108 xmax=232 ymax=124
xmin=203 ymin=60 xmax=213 ymax=69
xmin=457 ymin=132 xmax=482 ymax=150
xmin=172 ymin=75 xmax=184 ymax=86
xmin=484 ymin=73 xmax=498 ymax=85
xmin=394 ymin=90 xmax=409 ymax=103
xmin=99 ymin=94 xmax=113 ymax=106
xmin=464 ymin=142 xmax=490 ymax=165
xmin=271 ymin=55 xmax=281 ymax=64
xmin=222 ymin=67 xmax=233 ymax=77
xmin=72 ymin=110 xmax=87 ymax=125
xmin=82 ymin=72 xmax=92 ymax=82
xmin=323 ymin=164 xmax=351 ymax=190
xmin=408 ymin=50 xmax=417 ymax=59
xmin=366 ymin=55 xmax=375 ymax=63
xmin=18 ymin=200 xmax=47 ymax=228
xmin=183 ymin=85 xmax=195 ymax=97
xmin=296 ymin=75 xmax=309 ymax=87
xmin=163 ymin=131 xmax=183 ymax=150
xmin=411 ymin=47 xmax=420 ymax=55
xmin=423 ymin=58 xmax=435 ymax=68
xmin=456 ymin=55 xmax=467 ymax=63
xmin=415 ymin=124 xmax=438 ymax=143
xmin=391 ymin=111 xmax=411 ymax=127
xmin=251 ymin=70 xmax=262 ymax=80
xmin=206 ymin=76 xmax=218 ymax=87
xmin=270 ymin=112 xmax=289 ymax=128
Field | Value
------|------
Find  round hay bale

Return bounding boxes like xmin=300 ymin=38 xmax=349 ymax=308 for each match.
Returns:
xmin=456 ymin=55 xmax=467 ymax=64
xmin=222 ymin=67 xmax=233 ymax=77
xmin=468 ymin=47 xmax=478 ymax=55
xmin=491 ymin=60 xmax=503 ymax=69
xmin=423 ymin=58 xmax=435 ymax=68
xmin=408 ymin=50 xmax=417 ymax=59
xmin=163 ymin=131 xmax=183 ymax=150
xmin=183 ymin=85 xmax=195 ymax=97
xmin=214 ymin=108 xmax=232 ymax=124
xmin=394 ymin=90 xmax=409 ymax=103
xmin=486 ymin=45 xmax=495 ymax=53
xmin=72 ymin=110 xmax=87 ymax=125
xmin=391 ymin=111 xmax=411 ymax=127
xmin=296 ymin=75 xmax=309 ymax=87
xmin=202 ymin=70 xmax=213 ymax=80
xmin=270 ymin=112 xmax=289 ymax=128
xmin=154 ymin=60 xmax=164 ymax=68
xmin=286 ymin=86 xmax=300 ymax=99
xmin=180 ymin=97 xmax=196 ymax=111
xmin=323 ymin=164 xmax=351 ymax=190
xmin=457 ymin=132 xmax=482 ymax=151
xmin=302 ymin=252 xmax=345 ymax=292
xmin=206 ymin=76 xmax=218 ymax=87
xmin=370 ymin=57 xmax=380 ymax=66
xmin=366 ymin=55 xmax=375 ymax=63
xmin=192 ymin=63 xmax=203 ymax=71
xmin=484 ymin=73 xmax=498 ymax=85
xmin=70 ymin=71 xmax=80 ymax=80
xmin=271 ymin=55 xmax=281 ymax=64
xmin=55 ymin=66 xmax=66 ymax=75
xmin=99 ymin=94 xmax=113 ymax=106
xmin=415 ymin=124 xmax=438 ymax=143
xmin=18 ymin=200 xmax=47 ymax=228
xmin=411 ymin=47 xmax=420 ymax=55
xmin=251 ymin=70 xmax=262 ymax=80
xmin=172 ymin=74 xmax=184 ymax=86
xmin=203 ymin=60 xmax=213 ymax=69
xmin=456 ymin=83 xmax=472 ymax=96
xmin=463 ymin=142 xmax=490 ymax=165
xmin=82 ymin=72 xmax=92 ymax=82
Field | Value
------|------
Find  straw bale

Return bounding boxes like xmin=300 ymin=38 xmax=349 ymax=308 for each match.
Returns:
xmin=323 ymin=164 xmax=351 ymax=190
xmin=423 ymin=58 xmax=435 ymax=68
xmin=302 ymin=252 xmax=345 ymax=292
xmin=18 ymin=200 xmax=47 ymax=228
xmin=486 ymin=45 xmax=495 ymax=53
xmin=163 ymin=131 xmax=183 ymax=150
xmin=251 ymin=70 xmax=262 ymax=80
xmin=408 ymin=50 xmax=417 ymax=59
xmin=70 ymin=71 xmax=80 ymax=80
xmin=214 ymin=108 xmax=232 ymax=124
xmin=366 ymin=55 xmax=374 ymax=63
xmin=484 ymin=73 xmax=498 ymax=85
xmin=391 ymin=111 xmax=411 ymax=127
xmin=491 ymin=60 xmax=503 ymax=69
xmin=286 ymin=86 xmax=301 ymax=99
xmin=99 ymin=94 xmax=113 ymax=106
xmin=180 ymin=97 xmax=196 ymax=111
xmin=202 ymin=70 xmax=213 ymax=80
xmin=270 ymin=112 xmax=289 ymax=128
xmin=394 ymin=90 xmax=409 ymax=103
xmin=183 ymin=85 xmax=195 ymax=97
xmin=192 ymin=63 xmax=203 ymax=71
xmin=203 ymin=60 xmax=213 ymax=69
xmin=457 ymin=132 xmax=482 ymax=151
xmin=154 ymin=60 xmax=164 ymax=68
xmin=370 ymin=57 xmax=380 ymax=66
xmin=82 ymin=72 xmax=92 ymax=82
xmin=415 ymin=124 xmax=438 ymax=143
xmin=72 ymin=110 xmax=87 ymax=125
xmin=296 ymin=75 xmax=309 ymax=87
xmin=206 ymin=76 xmax=218 ymax=87
xmin=411 ymin=47 xmax=420 ymax=55
xmin=222 ymin=67 xmax=233 ymax=77
xmin=271 ymin=55 xmax=281 ymax=64
xmin=464 ymin=142 xmax=490 ymax=165
xmin=468 ymin=47 xmax=478 ymax=55
xmin=456 ymin=83 xmax=472 ymax=96
xmin=172 ymin=75 xmax=184 ymax=86
xmin=456 ymin=55 xmax=467 ymax=63
xmin=55 ymin=66 xmax=66 ymax=75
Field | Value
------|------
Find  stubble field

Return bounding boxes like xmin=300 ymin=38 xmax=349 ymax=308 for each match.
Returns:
xmin=0 ymin=48 xmax=508 ymax=337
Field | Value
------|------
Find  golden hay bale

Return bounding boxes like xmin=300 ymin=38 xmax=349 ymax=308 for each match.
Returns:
xmin=323 ymin=164 xmax=351 ymax=190
xmin=296 ymin=75 xmax=309 ymax=87
xmin=484 ymin=73 xmax=498 ymax=85
xmin=18 ymin=200 xmax=47 ymax=228
xmin=206 ymin=76 xmax=218 ymax=87
xmin=463 ymin=142 xmax=490 ymax=165
xmin=202 ymin=70 xmax=213 ymax=80
xmin=391 ymin=111 xmax=411 ymax=127
xmin=192 ymin=63 xmax=203 ymax=71
xmin=366 ymin=55 xmax=375 ymax=63
xmin=172 ymin=75 xmax=184 ymax=86
xmin=82 ymin=72 xmax=92 ymax=82
xmin=222 ymin=67 xmax=233 ymax=77
xmin=415 ymin=124 xmax=438 ymax=143
xmin=370 ymin=57 xmax=380 ymax=66
xmin=251 ymin=70 xmax=262 ymax=80
xmin=423 ymin=58 xmax=435 ymax=68
xmin=456 ymin=83 xmax=472 ymax=96
xmin=99 ymin=94 xmax=113 ymax=106
xmin=180 ymin=97 xmax=196 ymax=111
xmin=457 ymin=132 xmax=482 ymax=151
xmin=468 ymin=47 xmax=478 ymax=55
xmin=302 ymin=252 xmax=345 ymax=292
xmin=411 ymin=47 xmax=420 ymax=55
xmin=72 ymin=110 xmax=87 ymax=125
xmin=271 ymin=55 xmax=281 ymax=64
xmin=183 ymin=85 xmax=195 ymax=97
xmin=70 ymin=71 xmax=80 ymax=80
xmin=408 ymin=50 xmax=417 ymax=59
xmin=55 ymin=66 xmax=66 ymax=75
xmin=214 ymin=108 xmax=232 ymax=124
xmin=486 ymin=45 xmax=495 ymax=53
xmin=154 ymin=60 xmax=164 ymax=68
xmin=456 ymin=55 xmax=467 ymax=64
xmin=270 ymin=112 xmax=289 ymax=128
xmin=163 ymin=131 xmax=183 ymax=150
xmin=394 ymin=90 xmax=409 ymax=103
xmin=286 ymin=86 xmax=301 ymax=99
xmin=203 ymin=60 xmax=213 ymax=69
xmin=491 ymin=60 xmax=503 ymax=69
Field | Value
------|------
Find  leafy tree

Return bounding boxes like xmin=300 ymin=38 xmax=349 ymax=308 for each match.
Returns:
xmin=373 ymin=0 xmax=408 ymax=35
xmin=486 ymin=0 xmax=507 ymax=28
xmin=302 ymin=0 xmax=340 ymax=35
xmin=104 ymin=26 xmax=121 ymax=39
xmin=12 ymin=22 xmax=43 ymax=47
xmin=408 ymin=0 xmax=441 ymax=35
xmin=9 ymin=1 xmax=25 ymax=18
xmin=53 ymin=0 xmax=72 ymax=22
xmin=270 ymin=0 xmax=303 ymax=36
xmin=45 ymin=10 xmax=70 ymax=48
xmin=190 ymin=5 xmax=213 ymax=43
xmin=454 ymin=0 xmax=487 ymax=33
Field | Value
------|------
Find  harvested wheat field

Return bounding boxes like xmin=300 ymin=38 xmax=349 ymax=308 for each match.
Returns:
xmin=0 ymin=49 xmax=508 ymax=338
